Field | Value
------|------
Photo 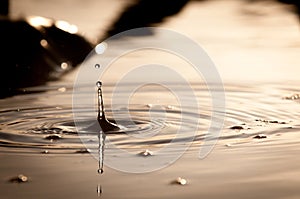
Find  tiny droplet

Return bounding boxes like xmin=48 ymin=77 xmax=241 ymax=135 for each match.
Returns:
xmin=58 ymin=87 xmax=66 ymax=92
xmin=95 ymin=64 xmax=101 ymax=69
xmin=40 ymin=39 xmax=48 ymax=47
xmin=95 ymin=42 xmax=107 ymax=54
xmin=96 ymin=81 xmax=102 ymax=88
xmin=175 ymin=177 xmax=187 ymax=185
xmin=98 ymin=169 xmax=104 ymax=174
xmin=61 ymin=62 xmax=68 ymax=70
xmin=97 ymin=184 xmax=102 ymax=196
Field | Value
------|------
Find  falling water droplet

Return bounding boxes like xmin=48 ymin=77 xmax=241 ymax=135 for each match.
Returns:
xmin=96 ymin=81 xmax=102 ymax=88
xmin=40 ymin=39 xmax=48 ymax=47
xmin=95 ymin=64 xmax=101 ymax=69
xmin=95 ymin=42 xmax=107 ymax=54
xmin=98 ymin=169 xmax=104 ymax=174
xmin=60 ymin=62 xmax=68 ymax=70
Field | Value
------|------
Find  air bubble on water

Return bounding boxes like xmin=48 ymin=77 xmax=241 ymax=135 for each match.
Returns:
xmin=41 ymin=150 xmax=49 ymax=154
xmin=138 ymin=149 xmax=154 ymax=157
xmin=9 ymin=174 xmax=28 ymax=183
xmin=58 ymin=87 xmax=66 ymax=92
xmin=96 ymin=81 xmax=102 ymax=88
xmin=283 ymin=93 xmax=300 ymax=100
xmin=95 ymin=64 xmax=101 ymax=69
xmin=166 ymin=105 xmax=175 ymax=110
xmin=146 ymin=104 xmax=153 ymax=108
xmin=171 ymin=177 xmax=187 ymax=185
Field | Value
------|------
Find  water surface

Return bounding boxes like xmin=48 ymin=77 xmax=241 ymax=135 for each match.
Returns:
xmin=1 ymin=0 xmax=300 ymax=198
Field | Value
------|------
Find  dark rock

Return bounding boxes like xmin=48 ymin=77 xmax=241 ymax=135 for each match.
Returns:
xmin=0 ymin=16 xmax=93 ymax=98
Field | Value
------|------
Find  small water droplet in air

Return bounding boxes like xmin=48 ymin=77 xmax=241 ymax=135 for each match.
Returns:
xmin=95 ymin=64 xmax=101 ymax=69
xmin=96 ymin=81 xmax=102 ymax=88
xmin=95 ymin=42 xmax=107 ymax=54
xmin=40 ymin=39 xmax=48 ymax=47
xmin=98 ymin=169 xmax=104 ymax=174
xmin=61 ymin=62 xmax=68 ymax=70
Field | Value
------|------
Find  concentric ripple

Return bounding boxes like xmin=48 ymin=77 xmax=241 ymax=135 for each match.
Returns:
xmin=0 ymin=83 xmax=300 ymax=155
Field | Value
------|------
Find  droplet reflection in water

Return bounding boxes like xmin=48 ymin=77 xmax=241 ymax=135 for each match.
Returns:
xmin=97 ymin=132 xmax=105 ymax=174
xmin=97 ymin=184 xmax=102 ymax=197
